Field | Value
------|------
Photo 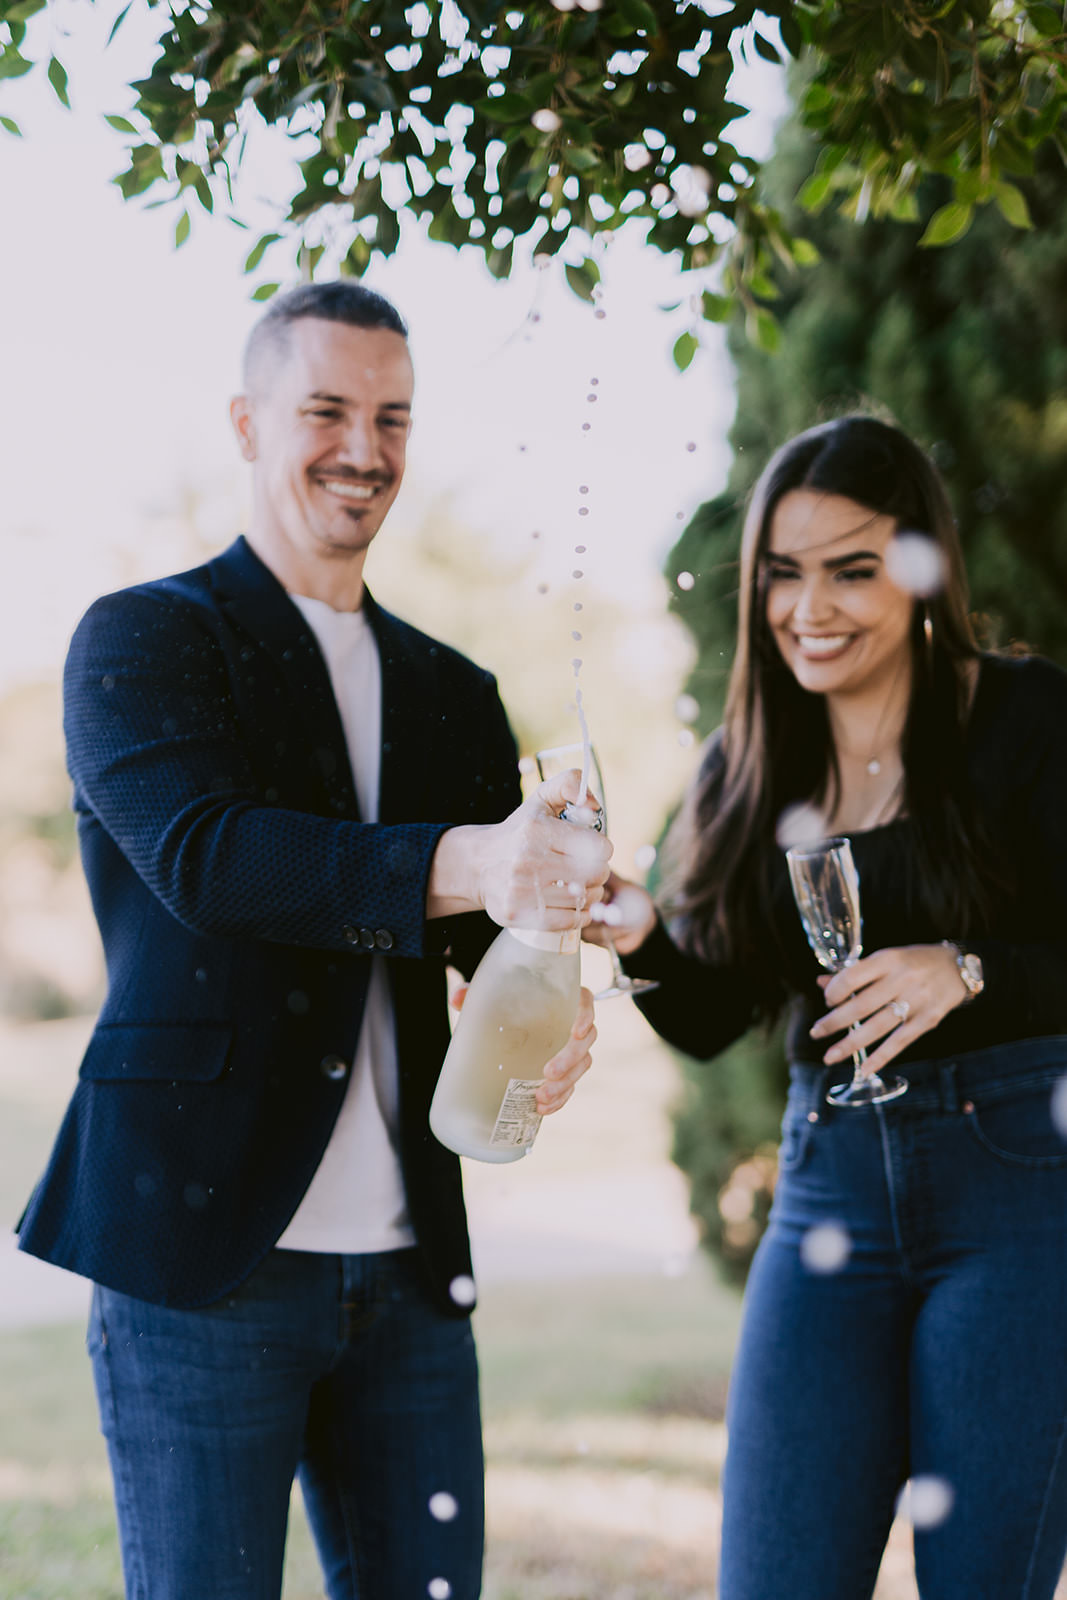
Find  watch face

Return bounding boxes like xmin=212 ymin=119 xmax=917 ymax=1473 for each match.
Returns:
xmin=960 ymin=953 xmax=984 ymax=994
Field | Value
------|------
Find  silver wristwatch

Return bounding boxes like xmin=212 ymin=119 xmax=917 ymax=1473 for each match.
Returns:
xmin=941 ymin=941 xmax=984 ymax=1002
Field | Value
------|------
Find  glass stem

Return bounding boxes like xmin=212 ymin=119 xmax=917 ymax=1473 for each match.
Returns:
xmin=848 ymin=1022 xmax=868 ymax=1076
xmin=605 ymin=935 xmax=629 ymax=987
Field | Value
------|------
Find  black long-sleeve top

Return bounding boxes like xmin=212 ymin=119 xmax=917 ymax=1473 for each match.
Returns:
xmin=623 ymin=654 xmax=1067 ymax=1066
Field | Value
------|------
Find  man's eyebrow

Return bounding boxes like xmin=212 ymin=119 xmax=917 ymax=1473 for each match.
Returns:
xmin=304 ymin=391 xmax=411 ymax=411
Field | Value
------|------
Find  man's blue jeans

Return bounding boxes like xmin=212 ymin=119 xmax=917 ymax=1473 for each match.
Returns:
xmin=720 ymin=1036 xmax=1067 ymax=1600
xmin=88 ymin=1246 xmax=484 ymax=1599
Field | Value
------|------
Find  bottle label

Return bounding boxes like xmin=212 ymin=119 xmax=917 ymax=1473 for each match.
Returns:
xmin=489 ymin=1079 xmax=544 ymax=1148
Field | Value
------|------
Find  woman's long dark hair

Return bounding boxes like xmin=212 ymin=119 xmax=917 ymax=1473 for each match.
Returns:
xmin=665 ymin=415 xmax=991 ymax=1003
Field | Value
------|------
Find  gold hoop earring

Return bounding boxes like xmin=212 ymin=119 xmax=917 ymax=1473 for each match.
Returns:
xmin=923 ymin=605 xmax=934 ymax=654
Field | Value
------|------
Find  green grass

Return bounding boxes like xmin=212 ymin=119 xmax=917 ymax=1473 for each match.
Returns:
xmin=0 ymin=1268 xmax=740 ymax=1600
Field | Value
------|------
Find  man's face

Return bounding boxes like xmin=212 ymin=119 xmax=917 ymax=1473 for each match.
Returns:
xmin=232 ymin=318 xmax=414 ymax=567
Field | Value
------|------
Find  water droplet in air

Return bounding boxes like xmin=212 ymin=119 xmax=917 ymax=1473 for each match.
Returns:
xmin=572 ymin=658 xmax=582 ymax=670
xmin=897 ymin=1475 xmax=955 ymax=1531
xmin=676 ymin=571 xmax=696 ymax=591
xmin=448 ymin=1275 xmax=477 ymax=1307
xmin=574 ymin=545 xmax=586 ymax=554
xmin=582 ymin=422 xmax=592 ymax=431
xmin=677 ymin=729 xmax=695 ymax=747
xmin=675 ymin=693 xmax=700 ymax=724
xmin=686 ymin=441 xmax=697 ymax=452
xmin=1052 ymin=1076 xmax=1067 ymax=1138
xmin=101 ymin=675 xmax=116 ymax=691
xmin=531 ymin=108 xmax=562 ymax=133
xmin=587 ymin=394 xmax=598 ymax=403
xmin=579 ymin=484 xmax=590 ymax=493
xmin=775 ymin=803 xmax=826 ymax=852
xmin=429 ymin=1491 xmax=459 ymax=1522
xmin=578 ymin=507 xmax=589 ymax=516
xmin=572 ymin=632 xmax=582 ymax=641
xmin=572 ymin=570 xmax=584 ymax=579
xmin=537 ymin=583 xmax=549 ymax=595
xmin=531 ymin=530 xmax=541 ymax=539
xmin=885 ymin=531 xmax=947 ymax=597
xmin=800 ymin=1222 xmax=852 ymax=1274
xmin=634 ymin=843 xmax=657 ymax=872
xmin=428 ymin=1581 xmax=453 ymax=1600
xmin=594 ymin=310 xmax=606 ymax=320
xmin=589 ymin=379 xmax=599 ymax=387
xmin=573 ymin=603 xmax=583 ymax=612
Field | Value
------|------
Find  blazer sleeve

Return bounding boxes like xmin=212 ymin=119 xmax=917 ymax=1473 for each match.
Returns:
xmin=65 ymin=588 xmax=461 ymax=957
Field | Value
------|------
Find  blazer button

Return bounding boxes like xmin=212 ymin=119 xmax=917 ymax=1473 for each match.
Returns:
xmin=320 ymin=1054 xmax=348 ymax=1081
xmin=374 ymin=929 xmax=395 ymax=951
xmin=343 ymin=925 xmax=359 ymax=944
xmin=359 ymin=927 xmax=376 ymax=950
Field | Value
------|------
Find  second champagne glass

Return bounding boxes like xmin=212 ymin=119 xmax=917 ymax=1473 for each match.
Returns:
xmin=534 ymin=743 xmax=659 ymax=1002
xmin=786 ymin=836 xmax=907 ymax=1108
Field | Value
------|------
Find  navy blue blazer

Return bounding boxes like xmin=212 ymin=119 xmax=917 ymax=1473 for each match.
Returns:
xmin=18 ymin=536 xmax=520 ymax=1312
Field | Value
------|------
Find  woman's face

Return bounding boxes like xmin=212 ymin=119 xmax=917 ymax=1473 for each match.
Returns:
xmin=763 ymin=489 xmax=915 ymax=700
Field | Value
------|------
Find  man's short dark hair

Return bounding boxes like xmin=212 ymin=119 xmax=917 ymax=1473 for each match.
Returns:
xmin=242 ymin=281 xmax=408 ymax=391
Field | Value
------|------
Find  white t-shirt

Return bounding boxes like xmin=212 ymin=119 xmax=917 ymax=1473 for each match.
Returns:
xmin=276 ymin=594 xmax=415 ymax=1254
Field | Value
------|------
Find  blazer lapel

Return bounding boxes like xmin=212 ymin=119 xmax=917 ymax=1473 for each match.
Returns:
xmin=207 ymin=537 xmax=360 ymax=819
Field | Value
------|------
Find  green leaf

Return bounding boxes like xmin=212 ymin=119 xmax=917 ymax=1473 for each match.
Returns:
xmin=0 ymin=114 xmax=22 ymax=136
xmin=752 ymin=32 xmax=783 ymax=66
xmin=244 ymin=231 xmax=282 ymax=273
xmin=992 ymin=180 xmax=1033 ymax=230
xmin=473 ymin=91 xmax=535 ymax=124
xmin=797 ymin=171 xmax=833 ymax=213
xmin=790 ymin=237 xmax=820 ymax=266
xmin=174 ymin=210 xmax=191 ymax=248
xmin=918 ymin=200 xmax=974 ymax=247
xmin=617 ymin=0 xmax=658 ymax=32
xmin=105 ymin=114 xmax=137 ymax=134
xmin=673 ymin=330 xmax=699 ymax=371
xmin=1026 ymin=3 xmax=1063 ymax=37
xmin=747 ymin=307 xmax=780 ymax=353
xmin=251 ymin=282 xmax=281 ymax=302
xmin=0 ymin=49 xmax=32 ymax=81
xmin=47 ymin=54 xmax=71 ymax=108
xmin=700 ymin=291 xmax=733 ymax=323
xmin=106 ymin=2 xmax=133 ymax=47
xmin=562 ymin=144 xmax=600 ymax=173
xmin=565 ymin=257 xmax=601 ymax=301
xmin=4 ymin=0 xmax=47 ymax=21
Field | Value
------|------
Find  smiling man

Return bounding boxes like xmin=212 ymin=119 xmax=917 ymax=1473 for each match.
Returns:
xmin=17 ymin=282 xmax=610 ymax=1600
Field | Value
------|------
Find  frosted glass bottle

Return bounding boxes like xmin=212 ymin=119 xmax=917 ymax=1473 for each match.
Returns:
xmin=429 ymin=924 xmax=581 ymax=1163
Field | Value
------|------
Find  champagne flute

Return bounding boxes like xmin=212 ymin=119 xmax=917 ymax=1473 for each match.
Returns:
xmin=786 ymin=836 xmax=907 ymax=1107
xmin=534 ymin=743 xmax=659 ymax=1002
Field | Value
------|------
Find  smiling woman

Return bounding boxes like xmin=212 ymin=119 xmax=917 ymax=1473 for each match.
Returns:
xmin=584 ymin=413 xmax=1067 ymax=1600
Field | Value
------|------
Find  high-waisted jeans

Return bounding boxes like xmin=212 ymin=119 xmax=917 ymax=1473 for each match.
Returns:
xmin=87 ymin=1246 xmax=484 ymax=1600
xmin=720 ymin=1035 xmax=1067 ymax=1600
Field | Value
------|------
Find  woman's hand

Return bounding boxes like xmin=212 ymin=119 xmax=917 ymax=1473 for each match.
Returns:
xmin=449 ymin=983 xmax=596 ymax=1114
xmin=582 ymin=872 xmax=657 ymax=955
xmin=810 ymin=943 xmax=970 ymax=1076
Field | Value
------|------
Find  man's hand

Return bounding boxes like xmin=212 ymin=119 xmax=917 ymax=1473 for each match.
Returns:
xmin=450 ymin=982 xmax=596 ymax=1114
xmin=428 ymin=771 xmax=612 ymax=929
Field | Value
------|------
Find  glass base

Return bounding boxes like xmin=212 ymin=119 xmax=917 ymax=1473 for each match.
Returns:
xmin=595 ymin=976 xmax=660 ymax=1002
xmin=826 ymin=1072 xmax=908 ymax=1108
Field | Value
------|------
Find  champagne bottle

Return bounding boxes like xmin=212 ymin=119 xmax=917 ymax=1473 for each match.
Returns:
xmin=429 ymin=923 xmax=580 ymax=1163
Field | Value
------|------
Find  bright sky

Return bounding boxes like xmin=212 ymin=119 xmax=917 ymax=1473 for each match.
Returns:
xmin=0 ymin=1 xmax=786 ymax=697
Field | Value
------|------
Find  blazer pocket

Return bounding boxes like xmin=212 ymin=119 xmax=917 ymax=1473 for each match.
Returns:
xmin=78 ymin=1024 xmax=233 ymax=1083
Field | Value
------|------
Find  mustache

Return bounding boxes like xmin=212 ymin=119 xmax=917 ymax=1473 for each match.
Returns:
xmin=312 ymin=469 xmax=392 ymax=487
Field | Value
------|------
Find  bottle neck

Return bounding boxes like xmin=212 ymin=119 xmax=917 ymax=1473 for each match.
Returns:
xmin=508 ymin=926 xmax=580 ymax=955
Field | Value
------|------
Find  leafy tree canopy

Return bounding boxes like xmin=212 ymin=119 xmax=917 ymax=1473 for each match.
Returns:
xmin=3 ymin=1 xmax=1067 ymax=333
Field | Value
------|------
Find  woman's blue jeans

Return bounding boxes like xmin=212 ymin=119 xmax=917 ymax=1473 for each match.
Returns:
xmin=87 ymin=1246 xmax=484 ymax=1600
xmin=720 ymin=1036 xmax=1067 ymax=1600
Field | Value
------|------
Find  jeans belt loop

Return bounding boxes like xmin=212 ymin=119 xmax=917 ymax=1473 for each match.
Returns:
xmin=815 ymin=1065 xmax=834 ymax=1120
xmin=937 ymin=1060 xmax=960 ymax=1114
